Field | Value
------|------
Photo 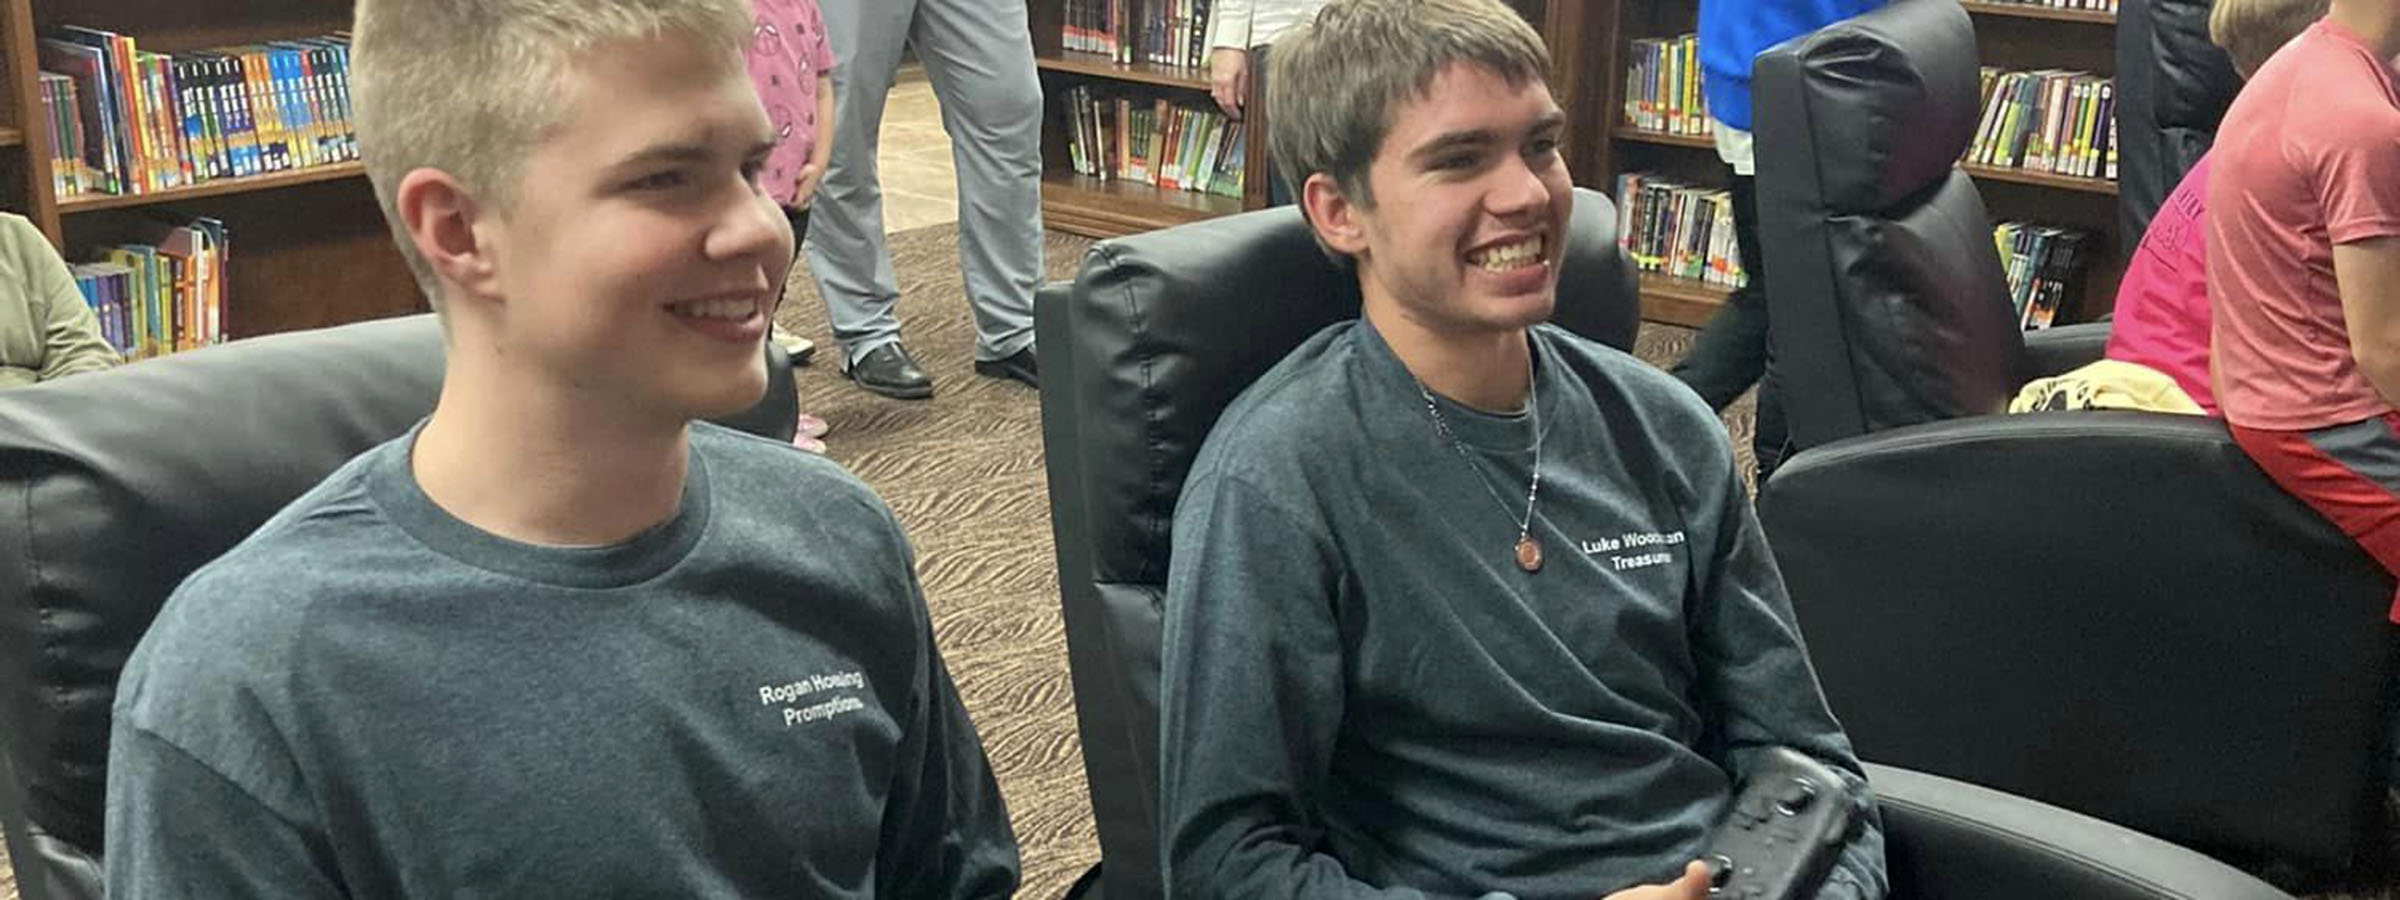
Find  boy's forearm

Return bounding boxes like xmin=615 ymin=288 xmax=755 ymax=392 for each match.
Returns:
xmin=812 ymin=79 xmax=836 ymax=169
xmin=2338 ymin=236 xmax=2400 ymax=406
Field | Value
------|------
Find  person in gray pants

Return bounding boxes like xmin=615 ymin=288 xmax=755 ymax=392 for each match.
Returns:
xmin=811 ymin=0 xmax=1044 ymax=399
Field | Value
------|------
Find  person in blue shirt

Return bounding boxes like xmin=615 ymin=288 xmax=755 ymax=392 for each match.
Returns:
xmin=1671 ymin=0 xmax=1886 ymax=480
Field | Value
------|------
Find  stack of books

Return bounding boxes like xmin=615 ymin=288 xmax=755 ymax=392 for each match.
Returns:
xmin=1622 ymin=33 xmax=1711 ymax=137
xmin=1974 ymin=0 xmax=2118 ymax=13
xmin=1993 ymin=221 xmax=2094 ymax=330
xmin=38 ymin=26 xmax=355 ymax=198
xmin=1614 ymin=172 xmax=1747 ymax=290
xmin=72 ymin=217 xmax=229 ymax=359
xmin=1062 ymin=0 xmax=1213 ymax=69
xmin=1061 ymin=84 xmax=1247 ymax=199
xmin=1969 ymin=67 xmax=2116 ymax=181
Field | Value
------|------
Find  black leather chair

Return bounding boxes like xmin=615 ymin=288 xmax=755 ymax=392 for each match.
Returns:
xmin=2115 ymin=0 xmax=2243 ymax=244
xmin=0 ymin=315 xmax=797 ymax=900
xmin=1037 ymin=187 xmax=2291 ymax=899
xmin=1751 ymin=0 xmax=2396 ymax=882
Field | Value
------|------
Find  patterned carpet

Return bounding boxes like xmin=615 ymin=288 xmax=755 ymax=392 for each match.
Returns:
xmin=4 ymin=223 xmax=2383 ymax=899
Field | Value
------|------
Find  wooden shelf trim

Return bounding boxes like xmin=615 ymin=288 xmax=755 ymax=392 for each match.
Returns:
xmin=1611 ymin=125 xmax=1714 ymax=149
xmin=0 ymin=127 xmax=21 ymax=148
xmin=1959 ymin=162 xmax=2119 ymax=195
xmin=1612 ymin=127 xmax=2119 ymax=196
xmin=1957 ymin=1 xmax=2116 ymax=25
xmin=1036 ymin=50 xmax=1211 ymax=91
xmin=1040 ymin=170 xmax=1240 ymax=238
xmin=58 ymin=161 xmax=367 ymax=214
xmin=1637 ymin=273 xmax=1731 ymax=328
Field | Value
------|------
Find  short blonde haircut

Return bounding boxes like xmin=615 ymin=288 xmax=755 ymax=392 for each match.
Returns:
xmin=2208 ymin=0 xmax=2328 ymax=75
xmin=351 ymin=0 xmax=752 ymax=304
xmin=1266 ymin=0 xmax=1550 ymax=213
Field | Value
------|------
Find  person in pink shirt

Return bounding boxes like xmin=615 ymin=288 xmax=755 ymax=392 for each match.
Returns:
xmin=2208 ymin=0 xmax=2400 ymax=618
xmin=2101 ymin=0 xmax=2328 ymax=416
xmin=748 ymin=0 xmax=837 ymax=450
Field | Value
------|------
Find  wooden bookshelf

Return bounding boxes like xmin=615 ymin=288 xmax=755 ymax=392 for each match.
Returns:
xmin=58 ymin=161 xmax=366 ymax=213
xmin=1613 ymin=125 xmax=1712 ymax=149
xmin=0 ymin=0 xmax=424 ymax=339
xmin=1961 ymin=162 xmax=2119 ymax=195
xmin=1958 ymin=1 xmax=2115 ymax=26
xmin=1036 ymin=50 xmax=1212 ymax=91
xmin=1029 ymin=0 xmax=1598 ymax=239
xmin=1039 ymin=171 xmax=1240 ymax=237
xmin=1638 ymin=273 xmax=1732 ymax=328
xmin=1598 ymin=0 xmax=2127 ymax=325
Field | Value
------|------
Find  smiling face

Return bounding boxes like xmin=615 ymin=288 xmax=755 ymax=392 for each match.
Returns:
xmin=466 ymin=33 xmax=792 ymax=425
xmin=1307 ymin=62 xmax=1572 ymax=341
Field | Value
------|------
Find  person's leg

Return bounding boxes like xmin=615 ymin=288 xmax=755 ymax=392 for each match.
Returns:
xmin=806 ymin=0 xmax=914 ymax=368
xmin=910 ymin=0 xmax=1042 ymax=365
xmin=1726 ymin=175 xmax=1793 ymax=481
xmin=770 ymin=205 xmax=819 ymax=366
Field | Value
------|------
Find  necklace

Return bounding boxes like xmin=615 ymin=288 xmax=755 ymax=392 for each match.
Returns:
xmin=1413 ymin=353 xmax=1544 ymax=573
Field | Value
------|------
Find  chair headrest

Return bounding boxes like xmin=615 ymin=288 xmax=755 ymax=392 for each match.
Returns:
xmin=1758 ymin=0 xmax=1984 ymax=215
xmin=1053 ymin=187 xmax=1639 ymax=587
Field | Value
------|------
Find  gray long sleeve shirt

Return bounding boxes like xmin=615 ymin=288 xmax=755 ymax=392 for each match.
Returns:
xmin=1160 ymin=320 xmax=1885 ymax=899
xmin=105 ymin=422 xmax=1019 ymax=898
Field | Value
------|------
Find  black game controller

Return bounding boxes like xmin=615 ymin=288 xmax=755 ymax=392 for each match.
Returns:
xmin=1695 ymin=747 xmax=1859 ymax=900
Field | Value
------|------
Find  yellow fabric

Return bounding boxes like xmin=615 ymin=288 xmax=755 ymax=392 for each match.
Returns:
xmin=2009 ymin=359 xmax=2206 ymax=415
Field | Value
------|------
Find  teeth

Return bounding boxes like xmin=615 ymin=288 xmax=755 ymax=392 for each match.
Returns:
xmin=670 ymin=298 xmax=754 ymax=321
xmin=1471 ymin=236 xmax=1544 ymax=271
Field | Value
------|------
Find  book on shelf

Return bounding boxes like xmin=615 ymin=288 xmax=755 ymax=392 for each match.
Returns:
xmin=73 ymin=215 xmax=228 ymax=359
xmin=1972 ymin=0 xmax=2118 ymax=13
xmin=39 ymin=72 xmax=88 ymax=197
xmin=1613 ymin=172 xmax=1747 ymax=290
xmin=1061 ymin=83 xmax=1246 ymax=198
xmin=1059 ymin=0 xmax=1213 ymax=69
xmin=1968 ymin=66 xmax=2116 ymax=181
xmin=38 ymin=27 xmax=355 ymax=199
xmin=1622 ymin=33 xmax=1711 ymax=137
xmin=1992 ymin=220 xmax=2093 ymax=330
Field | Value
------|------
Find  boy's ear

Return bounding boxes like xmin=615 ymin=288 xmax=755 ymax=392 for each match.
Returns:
xmin=394 ymin=168 xmax=502 ymax=302
xmin=1302 ymin=172 xmax=1369 ymax=258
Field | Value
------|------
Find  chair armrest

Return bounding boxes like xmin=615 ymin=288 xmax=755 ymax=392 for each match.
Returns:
xmin=2022 ymin=321 xmax=2112 ymax=377
xmin=1760 ymin=412 xmax=2394 ymax=875
xmin=1869 ymin=763 xmax=2293 ymax=899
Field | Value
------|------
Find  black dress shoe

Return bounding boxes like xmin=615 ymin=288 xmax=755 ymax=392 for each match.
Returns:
xmin=846 ymin=343 xmax=933 ymax=399
xmin=973 ymin=346 xmax=1039 ymax=388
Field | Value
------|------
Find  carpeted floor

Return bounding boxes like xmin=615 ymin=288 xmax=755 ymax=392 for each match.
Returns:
xmin=3 ymin=222 xmax=2384 ymax=899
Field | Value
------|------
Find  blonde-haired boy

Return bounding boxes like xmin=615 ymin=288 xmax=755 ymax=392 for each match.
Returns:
xmin=2102 ymin=0 xmax=2330 ymax=413
xmin=101 ymin=2 xmax=1018 ymax=896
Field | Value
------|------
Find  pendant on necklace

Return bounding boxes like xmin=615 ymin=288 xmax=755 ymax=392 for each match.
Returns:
xmin=1514 ymin=535 xmax=1543 ymax=573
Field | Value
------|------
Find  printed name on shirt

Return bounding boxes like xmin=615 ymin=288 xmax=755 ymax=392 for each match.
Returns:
xmin=1579 ymin=530 xmax=1686 ymax=571
xmin=755 ymin=670 xmax=867 ymax=727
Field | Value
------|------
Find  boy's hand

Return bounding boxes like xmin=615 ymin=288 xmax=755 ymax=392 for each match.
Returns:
xmin=1209 ymin=47 xmax=1249 ymax=119
xmin=1599 ymin=861 xmax=1709 ymax=900
xmin=792 ymin=162 xmax=824 ymax=208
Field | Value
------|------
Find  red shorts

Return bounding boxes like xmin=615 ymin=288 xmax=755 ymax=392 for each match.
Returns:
xmin=2228 ymin=411 xmax=2400 ymax=621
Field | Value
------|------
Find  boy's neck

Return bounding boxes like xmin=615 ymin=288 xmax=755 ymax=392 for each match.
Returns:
xmin=2331 ymin=1 xmax=2400 ymax=60
xmin=411 ymin=369 xmax=693 ymax=549
xmin=1365 ymin=301 xmax=1533 ymax=414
